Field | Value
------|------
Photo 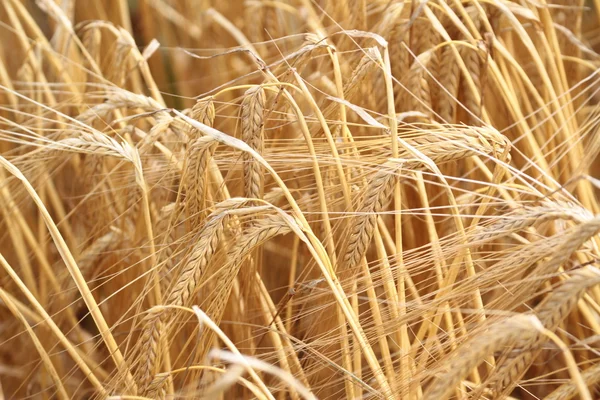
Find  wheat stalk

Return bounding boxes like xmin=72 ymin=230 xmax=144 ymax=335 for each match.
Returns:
xmin=406 ymin=50 xmax=433 ymax=118
xmin=135 ymin=198 xmax=271 ymax=391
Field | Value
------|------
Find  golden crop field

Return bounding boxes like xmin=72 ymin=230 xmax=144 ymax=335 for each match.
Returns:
xmin=0 ymin=1 xmax=599 ymax=399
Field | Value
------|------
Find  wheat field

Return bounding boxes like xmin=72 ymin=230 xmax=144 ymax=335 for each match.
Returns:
xmin=0 ymin=0 xmax=600 ymax=399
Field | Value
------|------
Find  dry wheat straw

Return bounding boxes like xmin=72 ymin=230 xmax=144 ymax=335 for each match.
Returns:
xmin=0 ymin=155 xmax=135 ymax=391
xmin=0 ymin=288 xmax=69 ymax=399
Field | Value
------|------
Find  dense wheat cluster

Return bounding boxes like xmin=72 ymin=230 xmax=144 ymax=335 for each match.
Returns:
xmin=1 ymin=0 xmax=600 ymax=399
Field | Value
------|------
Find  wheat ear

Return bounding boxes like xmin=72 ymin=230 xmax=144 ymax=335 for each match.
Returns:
xmin=192 ymin=212 xmax=294 ymax=364
xmin=241 ymin=86 xmax=266 ymax=199
xmin=188 ymin=96 xmax=216 ymax=133
xmin=184 ymin=136 xmax=217 ymax=225
xmin=134 ymin=307 xmax=164 ymax=392
xmin=135 ymin=208 xmax=226 ymax=391
xmin=423 ymin=314 xmax=543 ymax=400
xmin=60 ymin=229 xmax=119 ymax=306
xmin=460 ymin=41 xmax=482 ymax=125
xmin=135 ymin=198 xmax=260 ymax=391
xmin=77 ymin=89 xmax=164 ymax=123
xmin=166 ymin=213 xmax=226 ymax=308
xmin=155 ymin=202 xmax=179 ymax=295
xmin=490 ymin=217 xmax=600 ymax=315
xmin=401 ymin=125 xmax=510 ymax=165
xmin=78 ymin=229 xmax=118 ymax=277
xmin=489 ymin=267 xmax=600 ymax=397
xmin=317 ymin=47 xmax=379 ymax=130
xmin=437 ymin=45 xmax=459 ymax=123
xmin=546 ymin=361 xmax=600 ymax=400
xmin=57 ymin=130 xmax=135 ymax=161
xmin=471 ymin=201 xmax=592 ymax=243
xmin=529 ymin=217 xmax=600 ymax=281
xmin=406 ymin=50 xmax=433 ymax=118
xmin=145 ymin=372 xmax=169 ymax=400
xmin=343 ymin=161 xmax=401 ymax=271
xmin=343 ymin=47 xmax=380 ymax=102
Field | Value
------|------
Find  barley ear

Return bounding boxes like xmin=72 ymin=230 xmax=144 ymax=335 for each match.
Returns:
xmin=343 ymin=161 xmax=401 ymax=271
xmin=241 ymin=86 xmax=266 ymax=199
xmin=423 ymin=314 xmax=543 ymax=400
